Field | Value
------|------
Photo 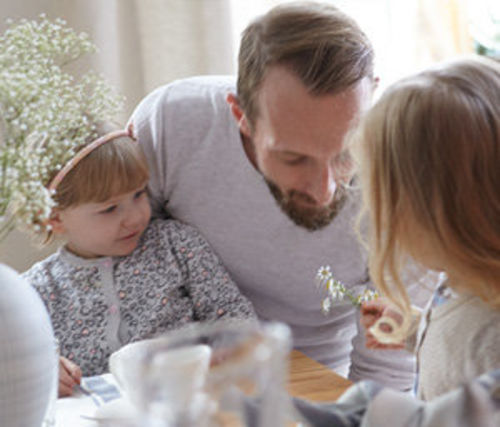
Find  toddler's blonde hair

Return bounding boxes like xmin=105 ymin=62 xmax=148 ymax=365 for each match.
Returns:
xmin=351 ymin=56 xmax=500 ymax=335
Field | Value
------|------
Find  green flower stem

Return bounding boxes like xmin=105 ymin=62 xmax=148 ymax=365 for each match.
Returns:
xmin=345 ymin=291 xmax=361 ymax=307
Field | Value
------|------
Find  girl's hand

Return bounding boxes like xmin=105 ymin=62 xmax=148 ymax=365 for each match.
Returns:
xmin=58 ymin=356 xmax=82 ymax=397
xmin=360 ymin=300 xmax=406 ymax=350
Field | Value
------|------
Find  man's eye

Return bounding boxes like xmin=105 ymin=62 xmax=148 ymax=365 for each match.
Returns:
xmin=283 ymin=156 xmax=306 ymax=165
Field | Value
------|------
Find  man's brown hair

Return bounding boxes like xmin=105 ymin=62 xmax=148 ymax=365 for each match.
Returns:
xmin=237 ymin=1 xmax=374 ymax=126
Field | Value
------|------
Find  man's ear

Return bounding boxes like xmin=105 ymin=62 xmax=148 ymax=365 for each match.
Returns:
xmin=226 ymin=93 xmax=251 ymax=138
xmin=48 ymin=210 xmax=66 ymax=234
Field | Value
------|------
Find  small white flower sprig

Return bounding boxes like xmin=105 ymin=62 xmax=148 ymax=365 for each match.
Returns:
xmin=316 ymin=266 xmax=379 ymax=313
xmin=0 ymin=15 xmax=124 ymax=241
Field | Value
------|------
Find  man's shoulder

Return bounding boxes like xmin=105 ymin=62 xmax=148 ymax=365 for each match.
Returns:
xmin=142 ymin=75 xmax=236 ymax=106
xmin=171 ymin=75 xmax=236 ymax=90
xmin=131 ymin=75 xmax=237 ymax=139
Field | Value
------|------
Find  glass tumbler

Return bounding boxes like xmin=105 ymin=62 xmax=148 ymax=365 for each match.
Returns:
xmin=136 ymin=321 xmax=292 ymax=427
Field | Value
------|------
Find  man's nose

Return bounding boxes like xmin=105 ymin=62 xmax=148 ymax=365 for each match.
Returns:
xmin=309 ymin=165 xmax=337 ymax=207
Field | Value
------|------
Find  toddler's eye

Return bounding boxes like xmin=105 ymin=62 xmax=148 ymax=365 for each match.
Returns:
xmin=134 ymin=188 xmax=147 ymax=199
xmin=100 ymin=205 xmax=116 ymax=214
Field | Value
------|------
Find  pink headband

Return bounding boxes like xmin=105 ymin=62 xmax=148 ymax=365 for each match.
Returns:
xmin=48 ymin=124 xmax=135 ymax=193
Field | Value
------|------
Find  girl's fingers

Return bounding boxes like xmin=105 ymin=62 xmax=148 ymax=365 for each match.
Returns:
xmin=59 ymin=369 xmax=73 ymax=387
xmin=360 ymin=313 xmax=377 ymax=329
xmin=360 ymin=300 xmax=388 ymax=329
xmin=58 ymin=357 xmax=82 ymax=397
xmin=362 ymin=300 xmax=409 ymax=349
xmin=58 ymin=379 xmax=74 ymax=397
xmin=58 ymin=367 xmax=75 ymax=397
xmin=361 ymin=300 xmax=405 ymax=328
xmin=60 ymin=356 xmax=82 ymax=384
xmin=360 ymin=300 xmax=387 ymax=315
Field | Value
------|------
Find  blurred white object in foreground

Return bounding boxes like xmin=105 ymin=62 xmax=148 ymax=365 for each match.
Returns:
xmin=0 ymin=263 xmax=57 ymax=426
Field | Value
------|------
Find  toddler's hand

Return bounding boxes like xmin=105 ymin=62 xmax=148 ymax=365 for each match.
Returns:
xmin=58 ymin=356 xmax=82 ymax=397
xmin=360 ymin=300 xmax=405 ymax=350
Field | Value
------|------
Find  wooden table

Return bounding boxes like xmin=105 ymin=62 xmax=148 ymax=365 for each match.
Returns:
xmin=287 ymin=350 xmax=352 ymax=402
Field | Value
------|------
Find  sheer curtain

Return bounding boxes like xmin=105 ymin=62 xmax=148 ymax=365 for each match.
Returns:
xmin=0 ymin=0 xmax=234 ymax=118
xmin=0 ymin=0 xmax=474 ymax=271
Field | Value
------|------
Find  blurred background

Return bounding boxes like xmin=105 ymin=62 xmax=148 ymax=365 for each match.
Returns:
xmin=1 ymin=0 xmax=499 ymax=271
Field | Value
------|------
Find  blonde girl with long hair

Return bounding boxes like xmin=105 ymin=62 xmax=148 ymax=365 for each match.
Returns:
xmin=351 ymin=56 xmax=500 ymax=400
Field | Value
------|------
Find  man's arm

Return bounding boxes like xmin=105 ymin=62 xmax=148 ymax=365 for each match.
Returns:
xmin=129 ymin=85 xmax=171 ymax=218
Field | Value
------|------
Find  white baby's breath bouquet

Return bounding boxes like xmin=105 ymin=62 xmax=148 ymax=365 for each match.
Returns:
xmin=316 ymin=265 xmax=378 ymax=313
xmin=0 ymin=15 xmax=123 ymax=241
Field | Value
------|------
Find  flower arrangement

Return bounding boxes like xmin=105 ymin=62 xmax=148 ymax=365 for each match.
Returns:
xmin=0 ymin=15 xmax=124 ymax=241
xmin=316 ymin=265 xmax=379 ymax=313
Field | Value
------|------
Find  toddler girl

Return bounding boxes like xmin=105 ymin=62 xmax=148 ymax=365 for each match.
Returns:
xmin=22 ymin=122 xmax=256 ymax=396
xmin=351 ymin=56 xmax=500 ymax=400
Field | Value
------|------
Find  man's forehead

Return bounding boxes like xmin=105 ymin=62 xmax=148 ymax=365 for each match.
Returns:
xmin=254 ymin=71 xmax=372 ymax=156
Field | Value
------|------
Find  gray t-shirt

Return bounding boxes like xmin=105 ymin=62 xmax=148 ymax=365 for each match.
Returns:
xmin=130 ymin=75 xmax=435 ymax=389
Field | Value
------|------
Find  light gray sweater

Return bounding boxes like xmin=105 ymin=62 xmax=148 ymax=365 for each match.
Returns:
xmin=130 ymin=75 xmax=436 ymax=390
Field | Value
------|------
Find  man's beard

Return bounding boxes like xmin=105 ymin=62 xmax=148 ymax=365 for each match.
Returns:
xmin=265 ymin=179 xmax=348 ymax=231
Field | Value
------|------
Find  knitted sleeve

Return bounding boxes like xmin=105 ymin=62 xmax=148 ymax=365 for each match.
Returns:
xmin=163 ymin=220 xmax=257 ymax=322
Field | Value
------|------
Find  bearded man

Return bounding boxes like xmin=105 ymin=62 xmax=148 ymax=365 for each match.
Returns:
xmin=130 ymin=2 xmax=432 ymax=390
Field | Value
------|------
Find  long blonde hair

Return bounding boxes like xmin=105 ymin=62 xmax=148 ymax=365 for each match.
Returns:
xmin=351 ymin=56 xmax=500 ymax=337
